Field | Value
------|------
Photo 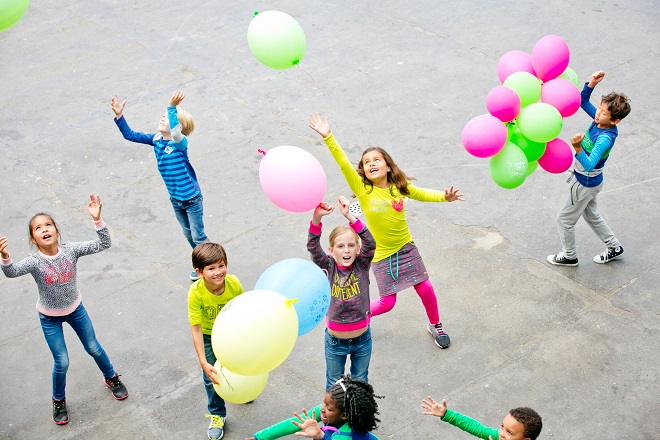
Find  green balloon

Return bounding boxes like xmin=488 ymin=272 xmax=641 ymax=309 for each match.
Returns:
xmin=506 ymin=121 xmax=517 ymax=141
xmin=559 ymin=66 xmax=581 ymax=88
xmin=489 ymin=142 xmax=528 ymax=189
xmin=516 ymin=103 xmax=563 ymax=143
xmin=247 ymin=11 xmax=306 ymax=70
xmin=526 ymin=160 xmax=539 ymax=176
xmin=503 ymin=72 xmax=541 ymax=107
xmin=510 ymin=128 xmax=546 ymax=161
xmin=0 ymin=0 xmax=29 ymax=32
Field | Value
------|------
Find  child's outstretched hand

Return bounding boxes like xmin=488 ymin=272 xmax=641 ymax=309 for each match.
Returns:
xmin=169 ymin=90 xmax=185 ymax=106
xmin=292 ymin=409 xmax=323 ymax=439
xmin=110 ymin=95 xmax=126 ymax=118
xmin=588 ymin=70 xmax=605 ymax=87
xmin=88 ymin=194 xmax=102 ymax=221
xmin=444 ymin=186 xmax=464 ymax=202
xmin=421 ymin=396 xmax=448 ymax=418
xmin=308 ymin=113 xmax=330 ymax=138
xmin=0 ymin=236 xmax=9 ymax=259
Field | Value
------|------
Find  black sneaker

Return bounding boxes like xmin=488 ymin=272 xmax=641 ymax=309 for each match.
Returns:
xmin=104 ymin=374 xmax=129 ymax=400
xmin=52 ymin=398 xmax=69 ymax=425
xmin=594 ymin=246 xmax=624 ymax=264
xmin=427 ymin=323 xmax=451 ymax=349
xmin=547 ymin=253 xmax=578 ymax=266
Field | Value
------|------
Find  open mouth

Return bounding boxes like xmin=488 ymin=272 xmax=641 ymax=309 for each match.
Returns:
xmin=43 ymin=234 xmax=52 ymax=240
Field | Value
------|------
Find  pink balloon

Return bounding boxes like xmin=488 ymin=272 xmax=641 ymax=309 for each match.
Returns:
xmin=497 ymin=50 xmax=536 ymax=83
xmin=531 ymin=35 xmax=570 ymax=82
xmin=461 ymin=114 xmax=508 ymax=158
xmin=259 ymin=146 xmax=327 ymax=212
xmin=486 ymin=86 xmax=521 ymax=122
xmin=538 ymin=138 xmax=573 ymax=174
xmin=541 ymin=78 xmax=581 ymax=117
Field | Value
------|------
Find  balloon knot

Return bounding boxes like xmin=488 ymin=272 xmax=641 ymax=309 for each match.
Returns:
xmin=257 ymin=148 xmax=267 ymax=156
xmin=286 ymin=298 xmax=299 ymax=305
xmin=253 ymin=11 xmax=259 ymax=16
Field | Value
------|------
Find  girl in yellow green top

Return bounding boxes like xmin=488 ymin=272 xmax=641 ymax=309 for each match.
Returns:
xmin=308 ymin=113 xmax=463 ymax=349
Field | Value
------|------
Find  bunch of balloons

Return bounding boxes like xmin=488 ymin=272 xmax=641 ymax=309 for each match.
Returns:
xmin=462 ymin=35 xmax=582 ymax=189
xmin=0 ymin=0 xmax=30 ymax=32
xmin=258 ymin=146 xmax=327 ymax=212
xmin=247 ymin=10 xmax=306 ymax=70
xmin=209 ymin=258 xmax=331 ymax=402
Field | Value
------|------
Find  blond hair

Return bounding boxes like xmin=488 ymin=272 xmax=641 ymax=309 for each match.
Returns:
xmin=177 ymin=108 xmax=195 ymax=136
xmin=328 ymin=226 xmax=359 ymax=248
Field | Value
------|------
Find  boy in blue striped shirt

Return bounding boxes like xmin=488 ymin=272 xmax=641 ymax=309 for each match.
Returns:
xmin=547 ymin=71 xmax=631 ymax=267
xmin=112 ymin=91 xmax=209 ymax=280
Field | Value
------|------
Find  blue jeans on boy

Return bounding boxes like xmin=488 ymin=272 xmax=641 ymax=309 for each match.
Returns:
xmin=170 ymin=194 xmax=209 ymax=248
xmin=202 ymin=334 xmax=226 ymax=417
xmin=324 ymin=326 xmax=372 ymax=390
xmin=38 ymin=302 xmax=116 ymax=401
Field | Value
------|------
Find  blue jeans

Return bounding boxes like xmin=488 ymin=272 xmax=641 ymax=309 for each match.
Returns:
xmin=170 ymin=194 xmax=209 ymax=248
xmin=38 ymin=302 xmax=116 ymax=400
xmin=324 ymin=326 xmax=372 ymax=390
xmin=203 ymin=334 xmax=226 ymax=416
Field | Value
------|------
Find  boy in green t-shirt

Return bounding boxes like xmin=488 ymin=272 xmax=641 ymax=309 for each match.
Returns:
xmin=188 ymin=242 xmax=244 ymax=440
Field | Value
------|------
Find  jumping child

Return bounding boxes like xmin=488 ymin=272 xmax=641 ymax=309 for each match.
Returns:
xmin=111 ymin=91 xmax=208 ymax=281
xmin=308 ymin=114 xmax=463 ymax=349
xmin=308 ymin=196 xmax=376 ymax=390
xmin=0 ymin=194 xmax=128 ymax=425
xmin=247 ymin=374 xmax=381 ymax=440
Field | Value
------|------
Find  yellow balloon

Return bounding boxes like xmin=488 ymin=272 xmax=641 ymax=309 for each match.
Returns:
xmin=211 ymin=361 xmax=268 ymax=404
xmin=211 ymin=290 xmax=298 ymax=376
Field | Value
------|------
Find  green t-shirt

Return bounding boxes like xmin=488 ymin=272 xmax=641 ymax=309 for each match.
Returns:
xmin=187 ymin=274 xmax=244 ymax=334
xmin=441 ymin=408 xmax=499 ymax=440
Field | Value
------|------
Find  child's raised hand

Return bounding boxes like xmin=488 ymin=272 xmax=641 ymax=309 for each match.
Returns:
xmin=292 ymin=409 xmax=323 ymax=439
xmin=337 ymin=196 xmax=356 ymax=223
xmin=589 ymin=70 xmax=605 ymax=87
xmin=0 ymin=236 xmax=10 ymax=259
xmin=169 ymin=90 xmax=185 ymax=106
xmin=88 ymin=194 xmax=102 ymax=221
xmin=308 ymin=113 xmax=330 ymax=138
xmin=421 ymin=396 xmax=447 ymax=418
xmin=571 ymin=132 xmax=585 ymax=150
xmin=444 ymin=186 xmax=464 ymax=202
xmin=110 ymin=95 xmax=126 ymax=118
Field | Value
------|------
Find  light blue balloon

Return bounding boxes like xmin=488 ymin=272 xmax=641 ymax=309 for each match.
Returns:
xmin=255 ymin=258 xmax=330 ymax=336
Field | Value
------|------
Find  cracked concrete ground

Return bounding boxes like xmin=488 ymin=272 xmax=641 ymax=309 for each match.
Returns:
xmin=1 ymin=1 xmax=658 ymax=439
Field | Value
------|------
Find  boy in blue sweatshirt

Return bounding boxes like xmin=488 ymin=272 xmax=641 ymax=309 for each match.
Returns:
xmin=111 ymin=91 xmax=208 ymax=280
xmin=547 ymin=70 xmax=631 ymax=267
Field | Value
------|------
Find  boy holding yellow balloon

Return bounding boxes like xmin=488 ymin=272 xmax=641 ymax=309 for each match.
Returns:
xmin=188 ymin=242 xmax=244 ymax=440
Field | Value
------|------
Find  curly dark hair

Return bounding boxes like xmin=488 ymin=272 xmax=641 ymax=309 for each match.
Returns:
xmin=601 ymin=91 xmax=631 ymax=121
xmin=327 ymin=375 xmax=382 ymax=434
xmin=356 ymin=147 xmax=414 ymax=196
xmin=509 ymin=407 xmax=542 ymax=440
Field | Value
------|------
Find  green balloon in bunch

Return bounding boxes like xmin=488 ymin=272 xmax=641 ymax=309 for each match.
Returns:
xmin=526 ymin=160 xmax=539 ymax=176
xmin=489 ymin=142 xmax=529 ymax=189
xmin=503 ymin=72 xmax=541 ymax=107
xmin=516 ymin=102 xmax=563 ymax=143
xmin=559 ymin=66 xmax=581 ymax=88
xmin=0 ymin=0 xmax=30 ymax=32
xmin=510 ymin=128 xmax=546 ymax=162
xmin=247 ymin=10 xmax=306 ymax=70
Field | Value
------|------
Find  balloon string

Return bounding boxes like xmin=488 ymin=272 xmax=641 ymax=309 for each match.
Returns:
xmin=297 ymin=64 xmax=313 ymax=83
xmin=257 ymin=149 xmax=266 ymax=156
xmin=217 ymin=367 xmax=235 ymax=392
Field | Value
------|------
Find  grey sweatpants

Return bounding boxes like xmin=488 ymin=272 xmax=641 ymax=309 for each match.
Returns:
xmin=556 ymin=178 xmax=620 ymax=259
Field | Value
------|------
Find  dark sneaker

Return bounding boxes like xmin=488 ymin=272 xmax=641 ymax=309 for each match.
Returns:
xmin=594 ymin=246 xmax=624 ymax=264
xmin=427 ymin=323 xmax=451 ymax=349
xmin=205 ymin=414 xmax=225 ymax=440
xmin=547 ymin=253 xmax=578 ymax=266
xmin=104 ymin=374 xmax=128 ymax=400
xmin=52 ymin=398 xmax=69 ymax=425
xmin=190 ymin=271 xmax=200 ymax=281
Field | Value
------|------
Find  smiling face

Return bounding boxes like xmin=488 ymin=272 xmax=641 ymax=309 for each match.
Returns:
xmin=329 ymin=230 xmax=360 ymax=268
xmin=29 ymin=215 xmax=60 ymax=252
xmin=196 ymin=259 xmax=227 ymax=294
xmin=157 ymin=113 xmax=171 ymax=135
xmin=360 ymin=149 xmax=391 ymax=186
xmin=320 ymin=392 xmax=346 ymax=426
xmin=498 ymin=414 xmax=529 ymax=440
xmin=594 ymin=102 xmax=619 ymax=128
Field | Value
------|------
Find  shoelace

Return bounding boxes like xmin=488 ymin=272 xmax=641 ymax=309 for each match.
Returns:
xmin=53 ymin=401 xmax=65 ymax=410
xmin=205 ymin=414 xmax=224 ymax=428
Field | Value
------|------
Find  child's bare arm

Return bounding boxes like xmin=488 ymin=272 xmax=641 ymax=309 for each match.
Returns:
xmin=111 ymin=95 xmax=126 ymax=119
xmin=588 ymin=70 xmax=605 ymax=88
xmin=421 ymin=396 xmax=448 ymax=418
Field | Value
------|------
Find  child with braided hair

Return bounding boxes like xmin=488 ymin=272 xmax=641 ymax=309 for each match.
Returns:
xmin=246 ymin=374 xmax=381 ymax=440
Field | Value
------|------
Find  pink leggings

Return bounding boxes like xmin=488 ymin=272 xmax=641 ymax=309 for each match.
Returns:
xmin=369 ymin=279 xmax=440 ymax=324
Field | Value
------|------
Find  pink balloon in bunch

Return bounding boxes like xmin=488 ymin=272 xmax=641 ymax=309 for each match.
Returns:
xmin=486 ymin=86 xmax=521 ymax=122
xmin=497 ymin=50 xmax=536 ymax=83
xmin=461 ymin=114 xmax=508 ymax=158
xmin=541 ymin=78 xmax=581 ymax=117
xmin=531 ymin=35 xmax=570 ymax=82
xmin=538 ymin=138 xmax=574 ymax=174
xmin=259 ymin=146 xmax=327 ymax=212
